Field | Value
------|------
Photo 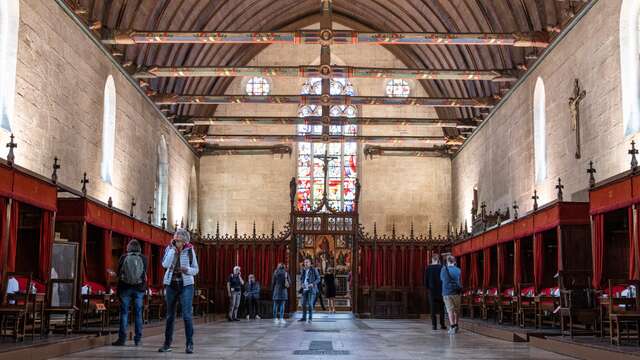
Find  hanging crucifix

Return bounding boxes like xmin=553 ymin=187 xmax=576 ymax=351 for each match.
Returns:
xmin=568 ymin=79 xmax=586 ymax=159
xmin=319 ymin=147 xmax=339 ymax=208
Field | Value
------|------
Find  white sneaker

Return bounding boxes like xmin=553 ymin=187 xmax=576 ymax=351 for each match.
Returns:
xmin=447 ymin=327 xmax=455 ymax=335
xmin=256 ymin=315 xmax=261 ymax=320
xmin=246 ymin=315 xmax=250 ymax=320
xmin=273 ymin=318 xmax=279 ymax=324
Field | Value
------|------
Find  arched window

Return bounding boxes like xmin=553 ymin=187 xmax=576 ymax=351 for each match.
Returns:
xmin=621 ymin=0 xmax=640 ymax=136
xmin=0 ymin=0 xmax=19 ymax=132
xmin=100 ymin=75 xmax=116 ymax=183
xmin=245 ymin=76 xmax=271 ymax=95
xmin=154 ymin=136 xmax=169 ymax=225
xmin=297 ymin=78 xmax=357 ymax=211
xmin=187 ymin=166 xmax=198 ymax=230
xmin=385 ymin=79 xmax=410 ymax=97
xmin=533 ymin=77 xmax=547 ymax=184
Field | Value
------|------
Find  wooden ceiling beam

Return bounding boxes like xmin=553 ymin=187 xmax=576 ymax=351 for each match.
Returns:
xmin=172 ymin=116 xmax=480 ymax=129
xmin=363 ymin=145 xmax=452 ymax=158
xmin=189 ymin=134 xmax=452 ymax=145
xmin=201 ymin=144 xmax=292 ymax=156
xmin=103 ymin=29 xmax=549 ymax=48
xmin=152 ymin=94 xmax=497 ymax=108
xmin=134 ymin=65 xmax=518 ymax=82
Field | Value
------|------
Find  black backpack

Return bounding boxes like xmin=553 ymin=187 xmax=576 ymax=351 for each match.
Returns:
xmin=120 ymin=253 xmax=144 ymax=285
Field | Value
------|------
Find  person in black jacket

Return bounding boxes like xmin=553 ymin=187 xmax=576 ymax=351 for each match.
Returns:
xmin=112 ymin=239 xmax=148 ymax=346
xmin=424 ymin=254 xmax=446 ymax=330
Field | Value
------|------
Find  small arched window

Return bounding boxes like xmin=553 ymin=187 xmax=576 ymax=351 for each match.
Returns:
xmin=245 ymin=76 xmax=271 ymax=95
xmin=620 ymin=0 xmax=640 ymax=136
xmin=385 ymin=79 xmax=410 ymax=97
xmin=154 ymin=135 xmax=169 ymax=225
xmin=187 ymin=166 xmax=198 ymax=230
xmin=0 ymin=0 xmax=20 ymax=132
xmin=533 ymin=77 xmax=547 ymax=184
xmin=100 ymin=75 xmax=116 ymax=183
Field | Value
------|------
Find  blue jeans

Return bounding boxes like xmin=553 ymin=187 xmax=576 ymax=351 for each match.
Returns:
xmin=301 ymin=290 xmax=316 ymax=320
xmin=164 ymin=284 xmax=194 ymax=347
xmin=118 ymin=287 xmax=144 ymax=343
xmin=273 ymin=300 xmax=285 ymax=320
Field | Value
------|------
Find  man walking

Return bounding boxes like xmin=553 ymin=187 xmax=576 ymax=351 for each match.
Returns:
xmin=441 ymin=255 xmax=462 ymax=335
xmin=298 ymin=258 xmax=320 ymax=323
xmin=112 ymin=239 xmax=147 ymax=346
xmin=425 ymin=254 xmax=447 ymax=330
xmin=227 ymin=266 xmax=244 ymax=321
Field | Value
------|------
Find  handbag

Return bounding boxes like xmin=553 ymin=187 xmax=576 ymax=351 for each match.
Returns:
xmin=284 ymin=273 xmax=290 ymax=289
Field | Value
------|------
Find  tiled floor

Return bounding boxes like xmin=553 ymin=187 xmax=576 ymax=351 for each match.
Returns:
xmin=52 ymin=313 xmax=573 ymax=359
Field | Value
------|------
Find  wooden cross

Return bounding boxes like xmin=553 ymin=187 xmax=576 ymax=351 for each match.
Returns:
xmin=81 ymin=172 xmax=89 ymax=196
xmin=568 ymin=79 xmax=586 ymax=159
xmin=6 ymin=133 xmax=16 ymax=166
xmin=532 ymin=190 xmax=539 ymax=211
xmin=130 ymin=197 xmax=136 ymax=217
xmin=630 ymin=140 xmax=639 ymax=171
xmin=51 ymin=157 xmax=60 ymax=184
xmin=513 ymin=201 xmax=519 ymax=219
xmin=161 ymin=214 xmax=167 ymax=230
xmin=147 ymin=206 xmax=154 ymax=224
xmin=587 ymin=161 xmax=596 ymax=188
xmin=556 ymin=178 xmax=564 ymax=201
xmin=319 ymin=147 xmax=339 ymax=202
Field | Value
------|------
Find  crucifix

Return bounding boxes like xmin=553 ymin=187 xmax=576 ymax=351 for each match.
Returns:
xmin=51 ymin=157 xmax=60 ymax=184
xmin=587 ymin=161 xmax=596 ymax=188
xmin=81 ymin=172 xmax=89 ymax=196
xmin=130 ymin=197 xmax=136 ymax=217
xmin=532 ymin=190 xmax=539 ymax=211
xmin=630 ymin=140 xmax=639 ymax=172
xmin=147 ymin=206 xmax=154 ymax=224
xmin=318 ymin=147 xmax=339 ymax=208
xmin=6 ymin=134 xmax=16 ymax=166
xmin=556 ymin=178 xmax=564 ymax=201
xmin=161 ymin=214 xmax=167 ymax=230
xmin=568 ymin=79 xmax=586 ymax=159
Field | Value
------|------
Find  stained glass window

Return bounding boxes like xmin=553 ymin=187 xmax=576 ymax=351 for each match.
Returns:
xmin=245 ymin=76 xmax=271 ymax=95
xmin=296 ymin=78 xmax=357 ymax=211
xmin=0 ymin=0 xmax=19 ymax=132
xmin=385 ymin=79 xmax=410 ymax=97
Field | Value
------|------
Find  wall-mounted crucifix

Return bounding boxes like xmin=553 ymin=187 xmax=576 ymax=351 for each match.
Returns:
xmin=568 ymin=79 xmax=586 ymax=159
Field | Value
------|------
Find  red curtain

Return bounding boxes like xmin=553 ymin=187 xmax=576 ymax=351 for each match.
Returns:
xmin=483 ymin=247 xmax=491 ymax=289
xmin=469 ymin=253 xmax=479 ymax=289
xmin=143 ymin=242 xmax=152 ymax=284
xmin=38 ymin=211 xmax=53 ymax=281
xmin=0 ymin=198 xmax=6 ymax=275
xmin=375 ymin=247 xmax=383 ymax=287
xmin=629 ymin=207 xmax=638 ymax=280
xmin=497 ymin=244 xmax=505 ymax=289
xmin=592 ymin=214 xmax=604 ymax=289
xmin=514 ymin=239 xmax=522 ymax=286
xmin=102 ymin=230 xmax=112 ymax=284
xmin=459 ymin=255 xmax=468 ymax=288
xmin=7 ymin=201 xmax=19 ymax=272
xmin=533 ymin=233 xmax=544 ymax=290
xmin=156 ymin=246 xmax=164 ymax=287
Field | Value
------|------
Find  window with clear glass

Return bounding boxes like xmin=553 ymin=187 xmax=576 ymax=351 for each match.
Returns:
xmin=297 ymin=78 xmax=357 ymax=211
xmin=101 ymin=75 xmax=116 ymax=184
xmin=154 ymin=135 xmax=169 ymax=225
xmin=534 ymin=77 xmax=547 ymax=184
xmin=245 ymin=76 xmax=271 ymax=95
xmin=621 ymin=0 xmax=640 ymax=136
xmin=385 ymin=79 xmax=410 ymax=97
xmin=0 ymin=0 xmax=19 ymax=132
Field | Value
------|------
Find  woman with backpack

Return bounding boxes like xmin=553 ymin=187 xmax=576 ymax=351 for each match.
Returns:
xmin=158 ymin=229 xmax=199 ymax=354
xmin=112 ymin=239 xmax=147 ymax=347
xmin=271 ymin=263 xmax=289 ymax=323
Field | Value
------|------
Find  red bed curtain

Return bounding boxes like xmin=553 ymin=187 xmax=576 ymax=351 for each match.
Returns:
xmin=514 ymin=239 xmax=522 ymax=286
xmin=629 ymin=207 xmax=638 ymax=280
xmin=7 ymin=201 xmax=19 ymax=272
xmin=102 ymin=230 xmax=112 ymax=284
xmin=38 ymin=211 xmax=53 ymax=281
xmin=591 ymin=214 xmax=604 ymax=289
xmin=143 ymin=242 xmax=152 ymax=284
xmin=459 ymin=254 xmax=468 ymax=288
xmin=482 ymin=247 xmax=491 ymax=289
xmin=469 ymin=253 xmax=479 ymax=289
xmin=375 ymin=246 xmax=383 ymax=288
xmin=533 ymin=233 xmax=544 ymax=290
xmin=0 ymin=198 xmax=6 ymax=275
xmin=157 ymin=246 xmax=165 ymax=287
xmin=497 ymin=244 xmax=506 ymax=289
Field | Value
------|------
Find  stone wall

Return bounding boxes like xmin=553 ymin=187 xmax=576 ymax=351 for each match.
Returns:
xmin=452 ymin=0 xmax=630 ymax=226
xmin=0 ymin=0 xmax=198 ymax=227
xmin=199 ymin=23 xmax=449 ymax=237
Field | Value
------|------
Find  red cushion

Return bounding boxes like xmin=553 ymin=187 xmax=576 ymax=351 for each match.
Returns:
xmin=486 ymin=288 xmax=498 ymax=296
xmin=502 ymin=288 xmax=514 ymax=297
xmin=14 ymin=276 xmax=46 ymax=294
xmin=521 ymin=286 xmax=535 ymax=297
xmin=604 ymin=285 xmax=627 ymax=298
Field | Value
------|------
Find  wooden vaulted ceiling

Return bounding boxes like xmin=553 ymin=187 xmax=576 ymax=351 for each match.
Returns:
xmin=71 ymin=0 xmax=587 ymax=154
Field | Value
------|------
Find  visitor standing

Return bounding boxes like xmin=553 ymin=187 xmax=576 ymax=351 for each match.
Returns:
xmin=158 ymin=229 xmax=199 ymax=354
xmin=298 ymin=258 xmax=320 ymax=323
xmin=441 ymin=255 xmax=462 ymax=335
xmin=324 ymin=268 xmax=337 ymax=314
xmin=244 ymin=274 xmax=261 ymax=320
xmin=424 ymin=254 xmax=447 ymax=330
xmin=272 ymin=263 xmax=290 ymax=323
xmin=227 ymin=266 xmax=244 ymax=321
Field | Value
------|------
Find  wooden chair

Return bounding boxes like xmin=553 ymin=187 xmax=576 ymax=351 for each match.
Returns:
xmin=535 ymin=287 xmax=560 ymax=329
xmin=517 ymin=283 xmax=537 ymax=328
xmin=482 ymin=288 xmax=499 ymax=322
xmin=147 ymin=290 xmax=164 ymax=321
xmin=470 ymin=290 xmax=483 ymax=319
xmin=607 ymin=279 xmax=640 ymax=345
xmin=460 ymin=291 xmax=473 ymax=318
xmin=557 ymin=271 xmax=596 ymax=338
xmin=497 ymin=287 xmax=517 ymax=325
xmin=44 ymin=279 xmax=77 ymax=336
xmin=0 ymin=272 xmax=35 ymax=342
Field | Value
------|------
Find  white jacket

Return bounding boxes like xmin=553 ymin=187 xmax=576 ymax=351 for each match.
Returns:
xmin=162 ymin=245 xmax=199 ymax=286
